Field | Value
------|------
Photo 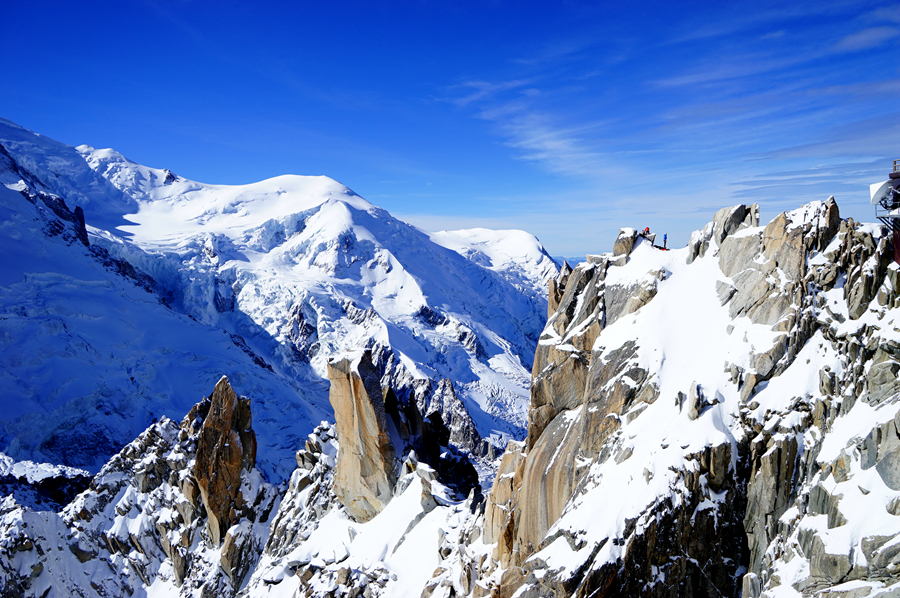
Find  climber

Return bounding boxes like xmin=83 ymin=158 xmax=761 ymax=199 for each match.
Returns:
xmin=663 ymin=233 xmax=667 ymax=249
xmin=643 ymin=226 xmax=650 ymax=237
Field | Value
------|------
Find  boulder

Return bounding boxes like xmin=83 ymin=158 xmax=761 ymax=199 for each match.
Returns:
xmin=687 ymin=203 xmax=758 ymax=265
xmin=220 ymin=525 xmax=254 ymax=588
xmin=613 ymin=228 xmax=638 ymax=257
xmin=762 ymin=211 xmax=807 ymax=281
xmin=716 ymin=280 xmax=737 ymax=305
xmin=620 ymin=269 xmax=666 ymax=318
xmin=808 ymin=535 xmax=853 ymax=586
xmin=742 ymin=572 xmax=762 ymax=598
xmin=876 ymin=450 xmax=900 ymax=491
xmin=686 ymin=381 xmax=703 ymax=420
xmin=328 ymin=351 xmax=398 ymax=522
xmin=862 ymin=533 xmax=900 ymax=573
xmin=687 ymin=222 xmax=714 ymax=264
xmin=712 ymin=204 xmax=759 ymax=245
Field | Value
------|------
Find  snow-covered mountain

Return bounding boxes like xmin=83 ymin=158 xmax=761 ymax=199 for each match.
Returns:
xmin=0 ymin=117 xmax=558 ymax=479
xmin=5 ymin=117 xmax=900 ymax=598
xmin=6 ymin=192 xmax=900 ymax=598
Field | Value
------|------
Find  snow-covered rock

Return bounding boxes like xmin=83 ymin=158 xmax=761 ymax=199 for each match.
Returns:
xmin=0 ymin=454 xmax=90 ymax=512
xmin=0 ymin=381 xmax=486 ymax=598
xmin=0 ymin=379 xmax=281 ymax=597
xmin=455 ymin=198 xmax=900 ymax=598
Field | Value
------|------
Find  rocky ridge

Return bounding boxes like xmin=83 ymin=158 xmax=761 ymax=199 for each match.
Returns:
xmin=0 ymin=455 xmax=91 ymax=512
xmin=4 ymin=197 xmax=900 ymax=598
xmin=457 ymin=198 xmax=900 ymax=598
xmin=0 ymin=366 xmax=484 ymax=598
xmin=0 ymin=377 xmax=280 ymax=597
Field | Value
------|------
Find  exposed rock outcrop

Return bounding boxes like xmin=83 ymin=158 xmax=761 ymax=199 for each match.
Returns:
xmin=548 ymin=260 xmax=573 ymax=316
xmin=328 ymin=351 xmax=399 ymax=522
xmin=687 ymin=202 xmax=760 ymax=264
xmin=281 ymin=302 xmax=319 ymax=362
xmin=0 ymin=456 xmax=91 ymax=511
xmin=613 ymin=228 xmax=639 ymax=257
xmin=327 ymin=351 xmax=481 ymax=523
xmin=5 ymin=198 xmax=900 ymax=598
xmin=0 ymin=377 xmax=279 ymax=597
xmin=422 ymin=378 xmax=484 ymax=455
xmin=190 ymin=376 xmax=258 ymax=547
xmin=469 ymin=198 xmax=900 ymax=598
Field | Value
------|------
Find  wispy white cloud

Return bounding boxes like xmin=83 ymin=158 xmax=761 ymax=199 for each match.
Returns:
xmin=448 ymin=79 xmax=534 ymax=107
xmin=444 ymin=76 xmax=623 ymax=181
xmin=651 ymin=52 xmax=822 ymax=88
xmin=483 ymin=109 xmax=609 ymax=178
xmin=666 ymin=1 xmax=872 ymax=44
xmin=437 ymin=1 xmax=899 ymax=253
xmin=864 ymin=4 xmax=900 ymax=24
xmin=748 ymin=113 xmax=900 ymax=160
xmin=511 ymin=38 xmax=597 ymax=67
xmin=833 ymin=26 xmax=900 ymax=51
xmin=807 ymin=78 xmax=900 ymax=96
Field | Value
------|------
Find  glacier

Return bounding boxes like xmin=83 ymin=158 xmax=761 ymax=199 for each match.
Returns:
xmin=0 ymin=116 xmax=557 ymax=480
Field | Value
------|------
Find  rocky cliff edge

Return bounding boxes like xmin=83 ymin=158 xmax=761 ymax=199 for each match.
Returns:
xmin=4 ymin=198 xmax=900 ymax=598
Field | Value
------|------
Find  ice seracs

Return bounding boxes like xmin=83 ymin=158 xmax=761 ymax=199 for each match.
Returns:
xmin=0 ymin=117 xmax=557 ymax=477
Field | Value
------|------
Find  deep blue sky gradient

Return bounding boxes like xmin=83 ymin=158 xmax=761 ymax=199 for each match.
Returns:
xmin=3 ymin=1 xmax=899 ymax=255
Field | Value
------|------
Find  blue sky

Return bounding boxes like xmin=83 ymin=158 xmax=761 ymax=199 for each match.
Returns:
xmin=2 ymin=1 xmax=899 ymax=256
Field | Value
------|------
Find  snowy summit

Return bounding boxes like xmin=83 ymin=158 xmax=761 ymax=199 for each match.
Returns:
xmin=0 ymin=117 xmax=558 ymax=480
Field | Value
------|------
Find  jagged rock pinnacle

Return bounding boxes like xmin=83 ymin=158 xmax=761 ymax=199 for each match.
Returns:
xmin=327 ymin=351 xmax=398 ymax=522
xmin=189 ymin=376 xmax=257 ymax=547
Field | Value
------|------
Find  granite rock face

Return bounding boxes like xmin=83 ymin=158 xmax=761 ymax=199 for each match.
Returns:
xmin=471 ymin=199 xmax=900 ymax=598
xmin=327 ymin=350 xmax=482 ymax=523
xmin=0 ymin=378 xmax=279 ymax=597
xmin=6 ymin=199 xmax=900 ymax=598
xmin=327 ymin=352 xmax=399 ymax=522
xmin=613 ymin=228 xmax=639 ymax=257
xmin=191 ymin=376 xmax=258 ymax=547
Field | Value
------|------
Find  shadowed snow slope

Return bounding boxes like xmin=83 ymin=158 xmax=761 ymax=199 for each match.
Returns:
xmin=0 ymin=117 xmax=557 ymax=479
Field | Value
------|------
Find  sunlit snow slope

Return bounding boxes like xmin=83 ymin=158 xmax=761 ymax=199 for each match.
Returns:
xmin=0 ymin=117 xmax=557 ymax=478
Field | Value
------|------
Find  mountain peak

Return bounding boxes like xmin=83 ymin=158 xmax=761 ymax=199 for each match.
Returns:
xmin=0 ymin=117 xmax=555 ymax=482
